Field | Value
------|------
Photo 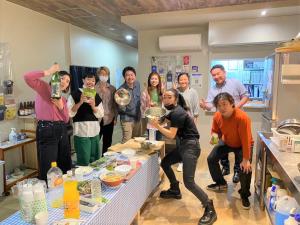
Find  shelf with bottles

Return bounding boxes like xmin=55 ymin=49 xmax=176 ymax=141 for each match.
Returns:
xmin=18 ymin=101 xmax=35 ymax=117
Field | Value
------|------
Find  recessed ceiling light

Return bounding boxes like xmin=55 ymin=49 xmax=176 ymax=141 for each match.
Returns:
xmin=261 ymin=10 xmax=267 ymax=16
xmin=125 ymin=35 xmax=133 ymax=41
xmin=109 ymin=27 xmax=115 ymax=31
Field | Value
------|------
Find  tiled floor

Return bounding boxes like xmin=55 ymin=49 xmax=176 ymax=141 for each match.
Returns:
xmin=0 ymin=123 xmax=269 ymax=224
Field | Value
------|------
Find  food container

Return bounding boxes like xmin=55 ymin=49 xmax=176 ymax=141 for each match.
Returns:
xmin=144 ymin=107 xmax=166 ymax=123
xmin=100 ymin=172 xmax=124 ymax=187
xmin=114 ymin=88 xmax=131 ymax=106
xmin=0 ymin=105 xmax=6 ymax=121
xmin=4 ymin=104 xmax=16 ymax=120
xmin=0 ymin=93 xmax=4 ymax=105
xmin=114 ymin=165 xmax=131 ymax=176
xmin=271 ymin=128 xmax=300 ymax=152
xmin=121 ymin=149 xmax=136 ymax=158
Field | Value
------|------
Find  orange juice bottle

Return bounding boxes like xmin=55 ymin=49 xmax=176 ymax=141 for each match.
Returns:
xmin=63 ymin=171 xmax=80 ymax=219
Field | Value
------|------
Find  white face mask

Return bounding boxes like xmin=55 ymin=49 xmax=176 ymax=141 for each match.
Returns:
xmin=99 ymin=76 xmax=109 ymax=82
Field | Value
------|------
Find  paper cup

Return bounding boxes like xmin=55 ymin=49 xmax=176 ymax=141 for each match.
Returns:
xmin=35 ymin=211 xmax=48 ymax=225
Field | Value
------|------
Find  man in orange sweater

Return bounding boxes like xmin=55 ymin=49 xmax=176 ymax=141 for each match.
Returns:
xmin=207 ymin=92 xmax=253 ymax=209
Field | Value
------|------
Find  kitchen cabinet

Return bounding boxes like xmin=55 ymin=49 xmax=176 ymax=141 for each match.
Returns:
xmin=255 ymin=131 xmax=300 ymax=224
xmin=0 ymin=129 xmax=38 ymax=195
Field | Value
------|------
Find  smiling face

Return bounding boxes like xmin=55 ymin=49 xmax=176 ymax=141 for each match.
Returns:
xmin=124 ymin=70 xmax=136 ymax=86
xmin=83 ymin=76 xmax=96 ymax=89
xmin=149 ymin=74 xmax=160 ymax=88
xmin=178 ymin=74 xmax=189 ymax=90
xmin=211 ymin=68 xmax=226 ymax=85
xmin=163 ymin=90 xmax=176 ymax=107
xmin=216 ymin=99 xmax=234 ymax=118
xmin=60 ymin=75 xmax=70 ymax=91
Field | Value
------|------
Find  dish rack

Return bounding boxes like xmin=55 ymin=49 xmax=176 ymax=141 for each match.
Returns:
xmin=270 ymin=128 xmax=300 ymax=152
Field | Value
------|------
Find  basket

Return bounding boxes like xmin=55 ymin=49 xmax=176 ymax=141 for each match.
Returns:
xmin=271 ymin=128 xmax=300 ymax=152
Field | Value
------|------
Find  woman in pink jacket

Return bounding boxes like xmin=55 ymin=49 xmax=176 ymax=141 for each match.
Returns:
xmin=24 ymin=64 xmax=72 ymax=181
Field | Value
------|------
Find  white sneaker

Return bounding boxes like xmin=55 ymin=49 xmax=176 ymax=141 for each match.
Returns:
xmin=177 ymin=163 xmax=183 ymax=172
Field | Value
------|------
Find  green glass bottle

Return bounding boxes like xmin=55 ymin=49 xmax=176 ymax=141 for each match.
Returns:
xmin=51 ymin=72 xmax=61 ymax=99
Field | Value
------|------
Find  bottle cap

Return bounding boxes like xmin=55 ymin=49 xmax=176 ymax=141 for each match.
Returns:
xmin=295 ymin=214 xmax=300 ymax=222
xmin=51 ymin=162 xmax=57 ymax=167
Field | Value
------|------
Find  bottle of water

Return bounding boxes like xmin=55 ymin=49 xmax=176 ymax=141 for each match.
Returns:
xmin=269 ymin=185 xmax=277 ymax=211
xmin=91 ymin=176 xmax=102 ymax=204
xmin=47 ymin=162 xmax=63 ymax=189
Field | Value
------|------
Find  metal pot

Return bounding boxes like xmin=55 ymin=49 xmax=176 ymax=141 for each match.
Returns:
xmin=114 ymin=88 xmax=131 ymax=106
xmin=145 ymin=107 xmax=166 ymax=123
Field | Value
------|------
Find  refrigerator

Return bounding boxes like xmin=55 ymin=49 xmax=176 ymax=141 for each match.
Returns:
xmin=261 ymin=52 xmax=300 ymax=131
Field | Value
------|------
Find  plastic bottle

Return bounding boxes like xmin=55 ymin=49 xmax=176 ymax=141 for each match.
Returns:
xmin=284 ymin=208 xmax=297 ymax=225
xmin=63 ymin=171 xmax=80 ymax=219
xmin=9 ymin=128 xmax=17 ymax=144
xmin=91 ymin=175 xmax=102 ymax=203
xmin=50 ymin=71 xmax=61 ymax=99
xmin=269 ymin=185 xmax=277 ymax=211
xmin=47 ymin=162 xmax=63 ymax=189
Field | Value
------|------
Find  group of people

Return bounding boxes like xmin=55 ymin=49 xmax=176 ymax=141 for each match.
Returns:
xmin=24 ymin=63 xmax=253 ymax=225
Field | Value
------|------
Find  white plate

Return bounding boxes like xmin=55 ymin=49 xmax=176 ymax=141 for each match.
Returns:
xmin=53 ymin=219 xmax=84 ymax=225
xmin=103 ymin=151 xmax=118 ymax=157
xmin=114 ymin=165 xmax=132 ymax=176
xmin=121 ymin=149 xmax=136 ymax=158
xmin=134 ymin=137 xmax=146 ymax=143
xmin=75 ymin=166 xmax=93 ymax=176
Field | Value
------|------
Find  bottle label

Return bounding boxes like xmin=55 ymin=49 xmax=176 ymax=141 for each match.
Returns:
xmin=51 ymin=82 xmax=61 ymax=98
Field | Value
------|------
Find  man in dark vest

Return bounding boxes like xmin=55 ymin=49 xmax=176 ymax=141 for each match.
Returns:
xmin=67 ymin=73 xmax=104 ymax=166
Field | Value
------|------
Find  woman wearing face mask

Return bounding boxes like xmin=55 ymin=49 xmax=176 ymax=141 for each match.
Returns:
xmin=141 ymin=72 xmax=164 ymax=140
xmin=149 ymin=89 xmax=217 ymax=225
xmin=24 ymin=64 xmax=72 ymax=181
xmin=176 ymin=72 xmax=200 ymax=172
xmin=95 ymin=66 xmax=118 ymax=155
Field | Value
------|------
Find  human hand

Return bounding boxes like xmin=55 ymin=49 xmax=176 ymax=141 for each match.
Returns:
xmin=44 ymin=63 xmax=60 ymax=77
xmin=148 ymin=116 xmax=159 ymax=128
xmin=172 ymin=82 xmax=177 ymax=89
xmin=51 ymin=98 xmax=64 ymax=110
xmin=88 ymin=97 xmax=95 ymax=108
xmin=240 ymin=159 xmax=252 ymax=174
xmin=209 ymin=133 xmax=219 ymax=145
xmin=199 ymin=99 xmax=207 ymax=110
xmin=79 ymin=93 xmax=86 ymax=105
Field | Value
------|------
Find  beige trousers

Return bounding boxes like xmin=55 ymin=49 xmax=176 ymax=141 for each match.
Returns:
xmin=120 ymin=121 xmax=142 ymax=143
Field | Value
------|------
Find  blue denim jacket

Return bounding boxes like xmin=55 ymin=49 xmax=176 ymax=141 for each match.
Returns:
xmin=118 ymin=81 xmax=141 ymax=122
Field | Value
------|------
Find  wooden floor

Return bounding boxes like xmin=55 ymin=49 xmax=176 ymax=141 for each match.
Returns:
xmin=0 ymin=137 xmax=269 ymax=224
xmin=139 ymin=147 xmax=269 ymax=225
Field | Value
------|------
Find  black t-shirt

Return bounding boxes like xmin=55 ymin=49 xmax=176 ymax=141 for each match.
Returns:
xmin=166 ymin=105 xmax=199 ymax=139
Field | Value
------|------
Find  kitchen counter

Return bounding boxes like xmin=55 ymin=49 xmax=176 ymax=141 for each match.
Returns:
xmin=257 ymin=132 xmax=300 ymax=202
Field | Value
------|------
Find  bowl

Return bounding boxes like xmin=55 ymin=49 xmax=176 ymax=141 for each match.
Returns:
xmin=145 ymin=107 xmax=166 ymax=123
xmin=114 ymin=88 xmax=131 ymax=106
xmin=114 ymin=165 xmax=132 ymax=176
xmin=100 ymin=172 xmax=124 ymax=187
xmin=134 ymin=137 xmax=146 ymax=143
xmin=121 ymin=148 xmax=136 ymax=158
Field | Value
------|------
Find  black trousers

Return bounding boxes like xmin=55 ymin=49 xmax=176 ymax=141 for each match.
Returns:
xmin=220 ymin=153 xmax=240 ymax=173
xmin=161 ymin=138 xmax=209 ymax=206
xmin=36 ymin=121 xmax=72 ymax=181
xmin=99 ymin=119 xmax=114 ymax=155
xmin=207 ymin=143 xmax=252 ymax=198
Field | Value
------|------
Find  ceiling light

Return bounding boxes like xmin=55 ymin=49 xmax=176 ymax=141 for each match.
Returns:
xmin=125 ymin=35 xmax=133 ymax=41
xmin=261 ymin=10 xmax=267 ymax=16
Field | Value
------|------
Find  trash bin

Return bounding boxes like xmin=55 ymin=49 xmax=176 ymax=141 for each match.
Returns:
xmin=0 ymin=161 xmax=4 ymax=196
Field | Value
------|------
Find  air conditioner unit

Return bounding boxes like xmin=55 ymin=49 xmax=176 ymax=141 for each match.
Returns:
xmin=159 ymin=34 xmax=202 ymax=52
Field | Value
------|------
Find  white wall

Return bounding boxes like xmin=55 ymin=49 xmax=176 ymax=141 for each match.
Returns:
xmin=138 ymin=26 xmax=214 ymax=149
xmin=0 ymin=0 xmax=138 ymax=173
xmin=138 ymin=25 xmax=277 ymax=150
xmin=69 ymin=25 xmax=138 ymax=88
xmin=209 ymin=15 xmax=300 ymax=46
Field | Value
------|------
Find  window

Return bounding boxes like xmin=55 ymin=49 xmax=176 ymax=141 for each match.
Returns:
xmin=210 ymin=58 xmax=265 ymax=99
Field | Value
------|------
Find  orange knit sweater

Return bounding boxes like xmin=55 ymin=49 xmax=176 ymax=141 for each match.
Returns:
xmin=211 ymin=108 xmax=254 ymax=160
